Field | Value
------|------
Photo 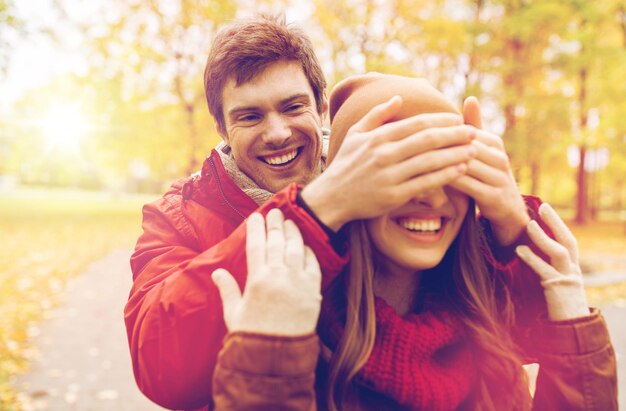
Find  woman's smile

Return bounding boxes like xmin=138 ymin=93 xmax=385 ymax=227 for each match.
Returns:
xmin=393 ymin=215 xmax=447 ymax=243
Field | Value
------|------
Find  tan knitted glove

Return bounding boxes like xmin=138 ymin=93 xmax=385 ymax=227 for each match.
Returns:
xmin=211 ymin=208 xmax=322 ymax=336
xmin=515 ymin=203 xmax=590 ymax=321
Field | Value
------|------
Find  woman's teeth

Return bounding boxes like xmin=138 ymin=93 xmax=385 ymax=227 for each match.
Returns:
xmin=263 ymin=149 xmax=298 ymax=165
xmin=397 ymin=218 xmax=442 ymax=232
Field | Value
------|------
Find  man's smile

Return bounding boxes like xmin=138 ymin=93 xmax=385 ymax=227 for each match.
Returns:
xmin=259 ymin=147 xmax=302 ymax=166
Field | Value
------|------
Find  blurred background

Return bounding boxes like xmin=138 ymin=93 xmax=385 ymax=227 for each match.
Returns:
xmin=1 ymin=0 xmax=625 ymax=410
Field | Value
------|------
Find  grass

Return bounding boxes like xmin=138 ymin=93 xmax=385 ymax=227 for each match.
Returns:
xmin=571 ymin=220 xmax=626 ymax=261
xmin=0 ymin=186 xmax=156 ymax=410
xmin=586 ymin=282 xmax=626 ymax=307
xmin=569 ymin=220 xmax=626 ymax=307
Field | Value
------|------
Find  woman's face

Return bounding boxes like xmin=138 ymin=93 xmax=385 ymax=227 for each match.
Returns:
xmin=366 ymin=186 xmax=469 ymax=275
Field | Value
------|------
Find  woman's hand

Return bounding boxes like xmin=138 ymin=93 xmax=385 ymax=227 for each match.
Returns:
xmin=515 ymin=203 xmax=590 ymax=321
xmin=450 ymin=96 xmax=530 ymax=246
xmin=211 ymin=208 xmax=322 ymax=336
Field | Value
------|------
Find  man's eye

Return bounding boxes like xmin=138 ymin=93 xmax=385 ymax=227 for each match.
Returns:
xmin=238 ymin=114 xmax=260 ymax=122
xmin=285 ymin=104 xmax=304 ymax=112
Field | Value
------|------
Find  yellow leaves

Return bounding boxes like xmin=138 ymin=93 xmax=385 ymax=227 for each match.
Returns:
xmin=0 ymin=187 xmax=145 ymax=410
xmin=567 ymin=220 xmax=626 ymax=306
xmin=585 ymin=282 xmax=626 ymax=307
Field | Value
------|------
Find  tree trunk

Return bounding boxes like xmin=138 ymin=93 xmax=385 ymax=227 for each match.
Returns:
xmin=574 ymin=66 xmax=588 ymax=225
xmin=575 ymin=145 xmax=588 ymax=224
xmin=502 ymin=35 xmax=524 ymax=169
xmin=618 ymin=5 xmax=626 ymax=48
xmin=530 ymin=160 xmax=540 ymax=196
xmin=590 ymin=162 xmax=598 ymax=220
xmin=185 ymin=103 xmax=199 ymax=175
xmin=463 ymin=0 xmax=485 ymax=99
xmin=173 ymin=57 xmax=200 ymax=176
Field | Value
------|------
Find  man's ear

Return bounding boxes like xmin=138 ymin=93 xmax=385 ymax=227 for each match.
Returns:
xmin=320 ymin=91 xmax=329 ymax=123
xmin=217 ymin=122 xmax=229 ymax=144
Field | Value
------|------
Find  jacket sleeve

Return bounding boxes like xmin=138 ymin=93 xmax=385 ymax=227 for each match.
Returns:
xmin=213 ymin=333 xmax=319 ymax=411
xmin=530 ymin=309 xmax=618 ymax=411
xmin=124 ymin=183 xmax=348 ymax=410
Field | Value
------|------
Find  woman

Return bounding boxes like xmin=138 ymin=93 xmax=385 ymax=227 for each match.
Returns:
xmin=211 ymin=74 xmax=617 ymax=410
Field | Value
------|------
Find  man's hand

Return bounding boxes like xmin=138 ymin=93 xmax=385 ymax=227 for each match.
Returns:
xmin=302 ymin=96 xmax=477 ymax=231
xmin=515 ymin=203 xmax=589 ymax=321
xmin=449 ymin=96 xmax=530 ymax=245
xmin=211 ymin=209 xmax=322 ymax=336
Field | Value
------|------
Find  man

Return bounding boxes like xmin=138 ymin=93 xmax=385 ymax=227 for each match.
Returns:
xmin=125 ymin=15 xmax=537 ymax=411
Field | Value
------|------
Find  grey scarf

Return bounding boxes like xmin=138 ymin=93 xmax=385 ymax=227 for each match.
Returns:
xmin=215 ymin=128 xmax=329 ymax=205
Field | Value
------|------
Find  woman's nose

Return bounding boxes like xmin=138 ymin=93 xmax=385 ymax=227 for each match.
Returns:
xmin=411 ymin=186 xmax=448 ymax=209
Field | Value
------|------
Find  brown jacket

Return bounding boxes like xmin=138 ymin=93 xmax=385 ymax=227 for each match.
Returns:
xmin=212 ymin=308 xmax=617 ymax=411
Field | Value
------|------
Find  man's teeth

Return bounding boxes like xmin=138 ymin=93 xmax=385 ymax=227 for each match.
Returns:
xmin=397 ymin=218 xmax=442 ymax=232
xmin=263 ymin=149 xmax=298 ymax=165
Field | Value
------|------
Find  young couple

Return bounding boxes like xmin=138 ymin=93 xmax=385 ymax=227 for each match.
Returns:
xmin=125 ymin=15 xmax=617 ymax=411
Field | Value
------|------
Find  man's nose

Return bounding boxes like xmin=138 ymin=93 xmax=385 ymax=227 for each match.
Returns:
xmin=410 ymin=186 xmax=448 ymax=209
xmin=262 ymin=113 xmax=291 ymax=146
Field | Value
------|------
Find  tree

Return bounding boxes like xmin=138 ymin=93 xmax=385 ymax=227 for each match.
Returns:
xmin=551 ymin=0 xmax=626 ymax=223
xmin=58 ymin=0 xmax=237 ymax=175
xmin=312 ymin=0 xmax=626 ymax=221
xmin=0 ymin=0 xmax=23 ymax=75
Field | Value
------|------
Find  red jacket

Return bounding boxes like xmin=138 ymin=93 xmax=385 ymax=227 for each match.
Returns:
xmin=125 ymin=150 xmax=349 ymax=410
xmin=125 ymin=149 xmax=552 ymax=410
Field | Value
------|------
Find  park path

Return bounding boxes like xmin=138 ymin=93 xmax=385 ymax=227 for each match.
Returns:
xmin=13 ymin=248 xmax=167 ymax=411
xmin=602 ymin=303 xmax=626 ymax=410
xmin=13 ymin=249 xmax=626 ymax=410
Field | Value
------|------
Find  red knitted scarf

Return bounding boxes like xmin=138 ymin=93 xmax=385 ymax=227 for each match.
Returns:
xmin=320 ymin=297 xmax=475 ymax=411
xmin=361 ymin=298 xmax=474 ymax=410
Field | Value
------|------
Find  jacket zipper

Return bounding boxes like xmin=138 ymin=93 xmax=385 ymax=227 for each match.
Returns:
xmin=208 ymin=156 xmax=247 ymax=220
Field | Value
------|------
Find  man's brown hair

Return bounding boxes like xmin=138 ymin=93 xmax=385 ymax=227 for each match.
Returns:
xmin=204 ymin=14 xmax=327 ymax=137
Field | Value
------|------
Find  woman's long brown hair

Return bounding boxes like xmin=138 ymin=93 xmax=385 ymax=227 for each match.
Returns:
xmin=325 ymin=202 xmax=530 ymax=411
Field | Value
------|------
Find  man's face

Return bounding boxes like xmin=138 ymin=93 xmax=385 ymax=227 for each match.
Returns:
xmin=220 ymin=60 xmax=327 ymax=193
